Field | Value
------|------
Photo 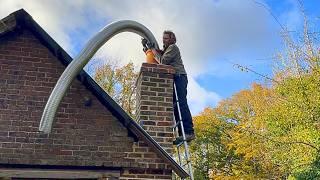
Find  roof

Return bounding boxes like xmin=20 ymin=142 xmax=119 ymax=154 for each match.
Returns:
xmin=0 ymin=9 xmax=188 ymax=178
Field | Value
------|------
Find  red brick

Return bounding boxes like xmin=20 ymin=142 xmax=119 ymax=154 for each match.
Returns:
xmin=143 ymin=153 xmax=157 ymax=158
xmin=2 ymin=143 xmax=21 ymax=148
xmin=127 ymin=153 xmax=142 ymax=158
xmin=157 ymin=122 xmax=172 ymax=126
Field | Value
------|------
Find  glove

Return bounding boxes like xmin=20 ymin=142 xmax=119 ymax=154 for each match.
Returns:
xmin=141 ymin=38 xmax=148 ymax=52
xmin=141 ymin=38 xmax=156 ymax=52
xmin=141 ymin=38 xmax=148 ymax=46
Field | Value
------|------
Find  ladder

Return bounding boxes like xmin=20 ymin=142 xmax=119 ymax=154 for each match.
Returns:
xmin=172 ymin=83 xmax=194 ymax=180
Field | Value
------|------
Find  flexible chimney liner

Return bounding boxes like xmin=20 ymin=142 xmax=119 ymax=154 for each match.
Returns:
xmin=39 ymin=20 xmax=159 ymax=133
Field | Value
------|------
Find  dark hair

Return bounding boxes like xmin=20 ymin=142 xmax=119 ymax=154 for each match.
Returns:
xmin=163 ymin=30 xmax=176 ymax=44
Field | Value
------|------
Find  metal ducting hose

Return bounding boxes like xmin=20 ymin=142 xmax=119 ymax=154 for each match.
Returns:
xmin=39 ymin=20 xmax=159 ymax=133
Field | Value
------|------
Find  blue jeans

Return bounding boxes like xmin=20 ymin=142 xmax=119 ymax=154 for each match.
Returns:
xmin=173 ymin=74 xmax=194 ymax=135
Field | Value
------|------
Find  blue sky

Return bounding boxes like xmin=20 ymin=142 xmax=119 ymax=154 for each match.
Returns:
xmin=1 ymin=0 xmax=319 ymax=115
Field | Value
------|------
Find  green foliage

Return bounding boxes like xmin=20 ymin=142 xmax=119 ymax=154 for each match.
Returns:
xmin=265 ymin=70 xmax=320 ymax=177
xmin=192 ymin=108 xmax=237 ymax=179
xmin=292 ymin=155 xmax=320 ymax=179
xmin=192 ymin=71 xmax=320 ymax=179
xmin=94 ymin=61 xmax=138 ymax=116
xmin=191 ymin=13 xmax=320 ymax=179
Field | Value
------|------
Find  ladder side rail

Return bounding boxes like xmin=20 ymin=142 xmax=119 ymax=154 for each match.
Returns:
xmin=173 ymin=83 xmax=194 ymax=180
xmin=173 ymin=114 xmax=183 ymax=166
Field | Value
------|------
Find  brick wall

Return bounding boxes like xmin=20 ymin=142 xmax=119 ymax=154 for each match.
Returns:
xmin=136 ymin=63 xmax=175 ymax=155
xmin=0 ymin=29 xmax=136 ymax=167
xmin=0 ymin=29 xmax=172 ymax=179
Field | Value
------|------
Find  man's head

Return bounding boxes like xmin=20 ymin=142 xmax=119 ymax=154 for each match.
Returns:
xmin=163 ymin=30 xmax=176 ymax=50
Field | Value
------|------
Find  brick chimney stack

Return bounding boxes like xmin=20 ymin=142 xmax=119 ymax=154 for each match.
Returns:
xmin=136 ymin=63 xmax=175 ymax=154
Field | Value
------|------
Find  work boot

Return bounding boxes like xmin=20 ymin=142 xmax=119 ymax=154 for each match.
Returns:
xmin=173 ymin=133 xmax=195 ymax=145
xmin=185 ymin=133 xmax=196 ymax=142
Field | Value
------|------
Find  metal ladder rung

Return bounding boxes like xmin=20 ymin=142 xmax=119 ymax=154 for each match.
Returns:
xmin=173 ymin=120 xmax=181 ymax=129
xmin=173 ymin=139 xmax=181 ymax=145
xmin=183 ymin=161 xmax=190 ymax=167
xmin=176 ymin=141 xmax=184 ymax=147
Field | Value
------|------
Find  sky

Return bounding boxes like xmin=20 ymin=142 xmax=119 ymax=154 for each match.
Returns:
xmin=1 ymin=0 xmax=319 ymax=115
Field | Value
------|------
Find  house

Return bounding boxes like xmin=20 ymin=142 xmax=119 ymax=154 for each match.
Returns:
xmin=0 ymin=9 xmax=188 ymax=179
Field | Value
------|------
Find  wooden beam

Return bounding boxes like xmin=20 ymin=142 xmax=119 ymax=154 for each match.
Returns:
xmin=0 ymin=168 xmax=120 ymax=179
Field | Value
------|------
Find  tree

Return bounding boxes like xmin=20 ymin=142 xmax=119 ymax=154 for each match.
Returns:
xmin=191 ymin=108 xmax=236 ymax=179
xmin=265 ymin=73 xmax=320 ymax=179
xmin=212 ymin=84 xmax=284 ymax=179
xmin=192 ymin=79 xmax=319 ymax=179
xmin=94 ymin=60 xmax=138 ymax=116
xmin=266 ymin=9 xmax=320 ymax=177
xmin=191 ymin=22 xmax=320 ymax=177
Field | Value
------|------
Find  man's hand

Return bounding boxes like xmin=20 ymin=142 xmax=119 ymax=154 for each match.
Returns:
xmin=141 ymin=38 xmax=148 ymax=52
xmin=141 ymin=38 xmax=156 ymax=53
xmin=156 ymin=49 xmax=164 ymax=56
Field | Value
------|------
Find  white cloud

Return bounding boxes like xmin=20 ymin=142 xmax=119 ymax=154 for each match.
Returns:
xmin=278 ymin=0 xmax=303 ymax=31
xmin=187 ymin=77 xmax=221 ymax=115
xmin=0 ymin=0 xmax=89 ymax=54
xmin=89 ymin=0 xmax=279 ymax=76
xmin=1 ymin=0 xmax=292 ymax=115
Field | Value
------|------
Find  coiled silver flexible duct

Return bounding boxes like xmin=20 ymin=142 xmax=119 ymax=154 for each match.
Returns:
xmin=39 ymin=20 xmax=159 ymax=133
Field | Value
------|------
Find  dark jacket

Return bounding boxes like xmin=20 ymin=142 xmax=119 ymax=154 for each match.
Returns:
xmin=161 ymin=44 xmax=187 ymax=75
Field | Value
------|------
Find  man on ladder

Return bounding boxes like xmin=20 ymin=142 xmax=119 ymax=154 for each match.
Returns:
xmin=142 ymin=30 xmax=195 ymax=179
xmin=160 ymin=30 xmax=195 ymax=143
